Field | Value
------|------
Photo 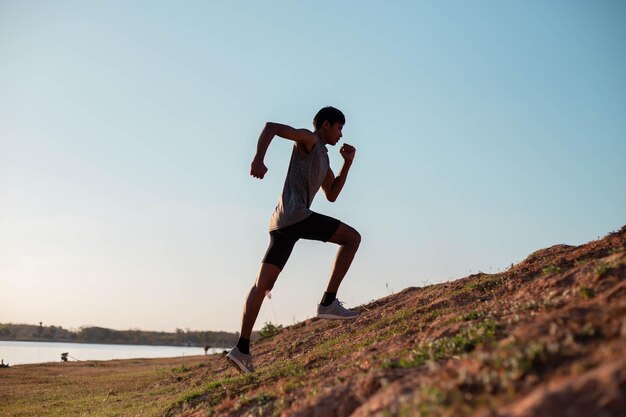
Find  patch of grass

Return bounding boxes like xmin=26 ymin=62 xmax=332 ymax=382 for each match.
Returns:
xmin=521 ymin=300 xmax=540 ymax=311
xmin=595 ymin=263 xmax=614 ymax=278
xmin=414 ymin=385 xmax=447 ymax=416
xmin=575 ymin=322 xmax=599 ymax=341
xmin=386 ymin=319 xmax=497 ymax=369
xmin=470 ymin=321 xmax=600 ymax=396
xmin=445 ymin=336 xmax=561 ymax=403
xmin=265 ymin=360 xmax=306 ymax=380
xmin=460 ymin=311 xmax=486 ymax=322
xmin=505 ymin=339 xmax=549 ymax=374
xmin=577 ymin=287 xmax=595 ymax=300
xmin=374 ymin=306 xmax=420 ymax=329
xmin=176 ymin=387 xmax=207 ymax=406
xmin=310 ymin=333 xmax=349 ymax=356
xmin=352 ymin=306 xmax=424 ymax=350
xmin=353 ymin=321 xmax=427 ymax=351
xmin=175 ymin=359 xmax=303 ymax=414
xmin=285 ymin=339 xmax=305 ymax=356
xmin=446 ymin=285 xmax=471 ymax=298
xmin=2 ymin=358 xmax=204 ymax=417
xmin=171 ymin=364 xmax=191 ymax=373
xmin=466 ymin=274 xmax=508 ymax=293
xmin=542 ymin=265 xmax=561 ymax=275
xmin=171 ymin=362 xmax=301 ymax=415
xmin=173 ymin=375 xmax=240 ymax=409
xmin=398 ymin=383 xmax=472 ymax=417
xmin=395 ymin=327 xmax=591 ymax=417
xmin=574 ymin=258 xmax=591 ymax=266
xmin=423 ymin=306 xmax=454 ymax=322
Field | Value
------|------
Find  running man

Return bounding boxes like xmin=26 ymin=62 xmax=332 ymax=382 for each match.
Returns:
xmin=226 ymin=106 xmax=361 ymax=373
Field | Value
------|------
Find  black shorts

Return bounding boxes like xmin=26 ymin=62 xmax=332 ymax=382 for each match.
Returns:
xmin=262 ymin=212 xmax=341 ymax=270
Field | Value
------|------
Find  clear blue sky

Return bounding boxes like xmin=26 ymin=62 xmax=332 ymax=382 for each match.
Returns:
xmin=1 ymin=1 xmax=624 ymax=333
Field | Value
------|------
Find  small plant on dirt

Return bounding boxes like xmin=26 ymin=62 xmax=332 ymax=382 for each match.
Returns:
xmin=258 ymin=322 xmax=283 ymax=340
xmin=467 ymin=275 xmax=506 ymax=293
xmin=577 ymin=287 xmax=596 ymax=300
xmin=411 ymin=384 xmax=448 ymax=416
xmin=460 ymin=311 xmax=486 ymax=322
xmin=176 ymin=387 xmax=208 ymax=406
xmin=171 ymin=364 xmax=190 ymax=373
xmin=595 ymin=263 xmax=613 ymax=278
xmin=542 ymin=265 xmax=561 ymax=275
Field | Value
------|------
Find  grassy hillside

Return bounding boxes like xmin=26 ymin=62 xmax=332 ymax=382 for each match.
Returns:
xmin=2 ymin=226 xmax=625 ymax=417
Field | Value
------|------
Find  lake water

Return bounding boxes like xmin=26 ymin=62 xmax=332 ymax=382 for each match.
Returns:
xmin=0 ymin=340 xmax=226 ymax=366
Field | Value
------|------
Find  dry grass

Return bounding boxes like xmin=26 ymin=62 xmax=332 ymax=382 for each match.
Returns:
xmin=0 ymin=355 xmax=226 ymax=416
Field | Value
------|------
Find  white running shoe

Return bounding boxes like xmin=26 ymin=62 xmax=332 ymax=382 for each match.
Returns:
xmin=316 ymin=299 xmax=359 ymax=320
xmin=226 ymin=347 xmax=255 ymax=373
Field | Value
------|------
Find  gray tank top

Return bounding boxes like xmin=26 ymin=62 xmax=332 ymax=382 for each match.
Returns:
xmin=269 ymin=136 xmax=329 ymax=231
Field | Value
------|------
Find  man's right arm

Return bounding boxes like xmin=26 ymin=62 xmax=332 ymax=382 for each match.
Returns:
xmin=250 ymin=122 xmax=317 ymax=179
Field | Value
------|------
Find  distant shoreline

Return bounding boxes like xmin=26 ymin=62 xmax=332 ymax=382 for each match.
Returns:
xmin=0 ymin=338 xmax=217 ymax=348
xmin=0 ymin=340 xmax=227 ymax=367
xmin=0 ymin=323 xmax=245 ymax=348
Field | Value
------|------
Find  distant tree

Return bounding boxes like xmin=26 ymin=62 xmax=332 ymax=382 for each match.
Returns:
xmin=176 ymin=328 xmax=185 ymax=343
xmin=79 ymin=326 xmax=113 ymax=342
xmin=43 ymin=325 xmax=58 ymax=339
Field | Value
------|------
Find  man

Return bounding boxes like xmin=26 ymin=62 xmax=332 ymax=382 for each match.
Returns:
xmin=226 ymin=107 xmax=361 ymax=373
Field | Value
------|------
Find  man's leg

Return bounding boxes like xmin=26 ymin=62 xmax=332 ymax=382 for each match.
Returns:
xmin=240 ymin=263 xmax=281 ymax=341
xmin=324 ymin=222 xmax=361 ymax=297
xmin=316 ymin=222 xmax=361 ymax=319
xmin=227 ymin=263 xmax=281 ymax=373
xmin=233 ymin=231 xmax=296 ymax=359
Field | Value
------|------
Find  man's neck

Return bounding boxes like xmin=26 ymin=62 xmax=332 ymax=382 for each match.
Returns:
xmin=314 ymin=130 xmax=329 ymax=145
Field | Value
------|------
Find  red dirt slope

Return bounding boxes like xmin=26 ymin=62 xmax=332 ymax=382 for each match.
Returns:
xmin=169 ymin=225 xmax=626 ymax=417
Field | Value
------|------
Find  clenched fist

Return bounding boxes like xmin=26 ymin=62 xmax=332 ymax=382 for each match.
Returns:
xmin=340 ymin=143 xmax=356 ymax=163
xmin=250 ymin=158 xmax=268 ymax=179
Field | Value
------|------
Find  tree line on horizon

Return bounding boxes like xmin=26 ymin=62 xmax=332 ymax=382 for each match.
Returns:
xmin=0 ymin=322 xmax=244 ymax=347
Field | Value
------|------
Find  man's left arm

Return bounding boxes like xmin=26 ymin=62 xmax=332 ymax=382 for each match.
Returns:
xmin=322 ymin=143 xmax=356 ymax=202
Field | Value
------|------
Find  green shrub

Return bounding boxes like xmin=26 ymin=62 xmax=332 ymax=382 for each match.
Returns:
xmin=542 ymin=265 xmax=561 ymax=275
xmin=258 ymin=322 xmax=283 ymax=340
xmin=595 ymin=263 xmax=613 ymax=278
xmin=577 ymin=287 xmax=595 ymax=300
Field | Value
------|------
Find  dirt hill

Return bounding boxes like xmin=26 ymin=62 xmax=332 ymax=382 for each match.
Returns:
xmin=160 ymin=225 xmax=626 ymax=417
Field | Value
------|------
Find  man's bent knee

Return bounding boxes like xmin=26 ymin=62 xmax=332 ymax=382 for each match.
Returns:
xmin=352 ymin=229 xmax=362 ymax=247
xmin=330 ymin=223 xmax=361 ymax=247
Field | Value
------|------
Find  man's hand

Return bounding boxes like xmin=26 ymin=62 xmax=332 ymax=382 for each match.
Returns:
xmin=322 ymin=143 xmax=355 ymax=202
xmin=251 ymin=158 xmax=268 ymax=179
xmin=340 ymin=143 xmax=356 ymax=164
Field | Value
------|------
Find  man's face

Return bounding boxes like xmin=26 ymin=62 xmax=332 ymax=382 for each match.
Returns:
xmin=327 ymin=122 xmax=343 ymax=146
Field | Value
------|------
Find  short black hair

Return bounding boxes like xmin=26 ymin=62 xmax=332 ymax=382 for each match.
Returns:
xmin=313 ymin=106 xmax=345 ymax=130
